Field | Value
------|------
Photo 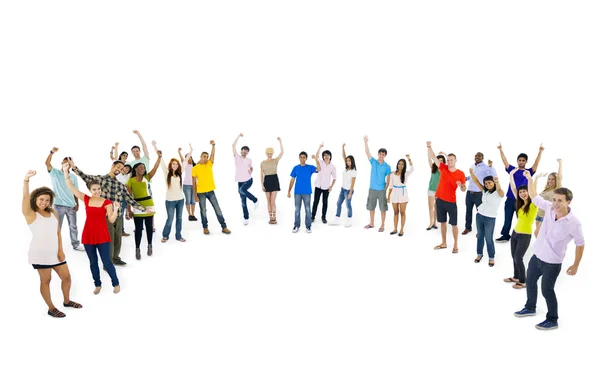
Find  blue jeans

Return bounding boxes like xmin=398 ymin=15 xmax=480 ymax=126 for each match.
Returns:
xmin=525 ymin=255 xmax=562 ymax=322
xmin=84 ymin=242 xmax=119 ymax=287
xmin=198 ymin=191 xmax=227 ymax=229
xmin=475 ymin=213 xmax=496 ymax=259
xmin=163 ymin=199 xmax=184 ymax=240
xmin=238 ymin=178 xmax=257 ymax=220
xmin=465 ymin=191 xmax=483 ymax=230
xmin=55 ymin=204 xmax=80 ymax=248
xmin=335 ymin=188 xmax=353 ymax=218
xmin=294 ymin=194 xmax=312 ymax=229
xmin=183 ymin=184 xmax=195 ymax=205
xmin=500 ymin=197 xmax=516 ymax=238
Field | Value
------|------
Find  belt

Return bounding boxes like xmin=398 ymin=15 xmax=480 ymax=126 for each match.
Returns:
xmin=393 ymin=185 xmax=406 ymax=196
xmin=134 ymin=196 xmax=152 ymax=201
xmin=468 ymin=191 xmax=482 ymax=194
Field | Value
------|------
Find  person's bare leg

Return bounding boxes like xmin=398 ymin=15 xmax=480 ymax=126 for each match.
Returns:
xmin=399 ymin=203 xmax=407 ymax=234
xmin=37 ymin=269 xmax=55 ymax=311
xmin=191 ymin=204 xmax=196 ymax=217
xmin=380 ymin=211 xmax=386 ymax=230
xmin=439 ymin=222 xmax=447 ymax=247
xmin=391 ymin=203 xmax=399 ymax=232
xmin=185 ymin=204 xmax=191 ymax=217
xmin=369 ymin=210 xmax=375 ymax=226
xmin=53 ymin=264 xmax=72 ymax=305
xmin=452 ymin=225 xmax=459 ymax=251
xmin=428 ymin=196 xmax=435 ymax=228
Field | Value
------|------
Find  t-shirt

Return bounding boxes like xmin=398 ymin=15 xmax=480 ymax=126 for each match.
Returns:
xmin=160 ymin=161 xmax=184 ymax=201
xmin=192 ymin=161 xmax=216 ymax=193
xmin=435 ymin=163 xmax=466 ymax=203
xmin=82 ymin=195 xmax=112 ymax=245
xmin=477 ymin=191 xmax=503 ymax=218
xmin=369 ymin=157 xmax=391 ymax=190
xmin=261 ymin=159 xmax=279 ymax=175
xmin=342 ymin=169 xmax=357 ymax=190
xmin=234 ymin=154 xmax=253 ymax=183
xmin=506 ymin=165 xmax=535 ymax=200
xmin=183 ymin=162 xmax=194 ymax=185
xmin=290 ymin=164 xmax=317 ymax=195
xmin=428 ymin=170 xmax=440 ymax=192
xmin=48 ymin=167 xmax=79 ymax=207
xmin=127 ymin=175 xmax=155 ymax=217
xmin=514 ymin=202 xmax=538 ymax=234
xmin=127 ymin=156 xmax=150 ymax=171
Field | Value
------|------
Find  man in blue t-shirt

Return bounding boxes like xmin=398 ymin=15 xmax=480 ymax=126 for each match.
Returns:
xmin=496 ymin=143 xmax=544 ymax=242
xmin=363 ymin=136 xmax=391 ymax=232
xmin=45 ymin=147 xmax=84 ymax=251
xmin=288 ymin=151 xmax=321 ymax=233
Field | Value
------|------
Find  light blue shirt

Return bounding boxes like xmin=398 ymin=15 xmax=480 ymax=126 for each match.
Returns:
xmin=48 ymin=167 xmax=79 ymax=207
xmin=466 ymin=162 xmax=497 ymax=192
xmin=369 ymin=157 xmax=391 ymax=190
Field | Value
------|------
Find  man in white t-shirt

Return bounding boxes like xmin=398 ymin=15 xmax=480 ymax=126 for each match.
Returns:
xmin=232 ymin=133 xmax=258 ymax=225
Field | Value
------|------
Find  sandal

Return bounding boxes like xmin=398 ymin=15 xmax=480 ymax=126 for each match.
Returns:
xmin=378 ymin=227 xmax=385 ymax=232
xmin=434 ymin=245 xmax=447 ymax=250
xmin=161 ymin=237 xmax=168 ymax=243
xmin=178 ymin=238 xmax=186 ymax=242
xmin=488 ymin=261 xmax=495 ymax=267
xmin=474 ymin=255 xmax=483 ymax=263
xmin=63 ymin=301 xmax=83 ymax=309
xmin=452 ymin=248 xmax=459 ymax=254
xmin=48 ymin=308 xmax=66 ymax=318
xmin=513 ymin=282 xmax=526 ymax=289
xmin=504 ymin=277 xmax=518 ymax=283
xmin=364 ymin=224 xmax=374 ymax=229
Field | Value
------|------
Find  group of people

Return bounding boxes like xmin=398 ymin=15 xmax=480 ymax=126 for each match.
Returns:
xmin=23 ymin=132 xmax=584 ymax=331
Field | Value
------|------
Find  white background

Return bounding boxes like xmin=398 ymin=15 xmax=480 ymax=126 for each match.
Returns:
xmin=1 ymin=1 xmax=598 ymax=387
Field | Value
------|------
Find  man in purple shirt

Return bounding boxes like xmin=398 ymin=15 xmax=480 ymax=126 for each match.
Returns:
xmin=513 ymin=170 xmax=585 ymax=330
xmin=462 ymin=152 xmax=497 ymax=235
xmin=496 ymin=143 xmax=544 ymax=242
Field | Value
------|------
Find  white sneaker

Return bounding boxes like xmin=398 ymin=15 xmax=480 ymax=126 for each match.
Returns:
xmin=345 ymin=219 xmax=352 ymax=227
xmin=329 ymin=216 xmax=341 ymax=226
xmin=292 ymin=227 xmax=300 ymax=233
xmin=254 ymin=200 xmax=259 ymax=210
xmin=243 ymin=219 xmax=249 ymax=225
xmin=306 ymin=227 xmax=312 ymax=233
xmin=74 ymin=245 xmax=85 ymax=251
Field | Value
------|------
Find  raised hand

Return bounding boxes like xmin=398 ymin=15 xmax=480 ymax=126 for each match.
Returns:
xmin=25 ymin=170 xmax=37 ymax=179
xmin=157 ymin=150 xmax=163 ymax=158
xmin=133 ymin=129 xmax=139 ymax=135
xmin=277 ymin=137 xmax=281 ymax=141
xmin=557 ymin=158 xmax=562 ymax=163
xmin=209 ymin=140 xmax=215 ymax=145
xmin=493 ymin=176 xmax=499 ymax=183
xmin=311 ymin=154 xmax=317 ymax=159
xmin=497 ymin=142 xmax=502 ymax=150
xmin=523 ymin=170 xmax=531 ymax=179
xmin=342 ymin=143 xmax=346 ymax=147
xmin=178 ymin=147 xmax=182 ymax=152
xmin=469 ymin=167 xmax=474 ymax=174
xmin=62 ymin=164 xmax=70 ymax=174
xmin=364 ymin=135 xmax=369 ymax=143
xmin=488 ymin=159 xmax=493 ymax=166
xmin=405 ymin=154 xmax=410 ymax=159
xmin=51 ymin=147 xmax=59 ymax=153
xmin=426 ymin=141 xmax=431 ymax=147
xmin=239 ymin=133 xmax=244 ymax=137
xmin=539 ymin=143 xmax=544 ymax=151
xmin=151 ymin=140 xmax=157 ymax=146
xmin=115 ymin=142 xmax=119 ymax=146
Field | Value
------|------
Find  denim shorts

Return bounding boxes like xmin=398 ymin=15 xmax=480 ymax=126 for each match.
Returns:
xmin=183 ymin=185 xmax=195 ymax=205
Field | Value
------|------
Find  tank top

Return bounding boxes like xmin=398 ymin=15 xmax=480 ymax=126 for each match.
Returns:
xmin=82 ymin=195 xmax=112 ymax=245
xmin=28 ymin=212 xmax=60 ymax=265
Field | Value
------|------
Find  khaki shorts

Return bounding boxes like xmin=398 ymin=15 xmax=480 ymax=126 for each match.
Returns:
xmin=366 ymin=189 xmax=388 ymax=212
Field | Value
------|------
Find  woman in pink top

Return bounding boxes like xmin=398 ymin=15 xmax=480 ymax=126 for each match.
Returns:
xmin=22 ymin=169 xmax=82 ymax=318
xmin=178 ymin=144 xmax=197 ymax=221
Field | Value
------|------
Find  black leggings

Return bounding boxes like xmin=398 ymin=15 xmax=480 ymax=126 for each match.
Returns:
xmin=511 ymin=231 xmax=531 ymax=283
xmin=134 ymin=216 xmax=154 ymax=248
xmin=312 ymin=187 xmax=330 ymax=219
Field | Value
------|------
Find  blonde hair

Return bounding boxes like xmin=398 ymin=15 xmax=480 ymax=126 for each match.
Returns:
xmin=265 ymin=147 xmax=274 ymax=155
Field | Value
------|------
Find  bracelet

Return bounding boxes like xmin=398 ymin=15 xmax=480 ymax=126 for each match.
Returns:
xmin=24 ymin=180 xmax=29 ymax=183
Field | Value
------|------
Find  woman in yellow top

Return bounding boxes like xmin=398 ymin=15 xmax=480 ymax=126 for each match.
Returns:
xmin=534 ymin=158 xmax=563 ymax=237
xmin=504 ymin=168 xmax=537 ymax=289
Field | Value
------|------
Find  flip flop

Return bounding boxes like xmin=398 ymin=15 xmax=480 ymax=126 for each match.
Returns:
xmin=434 ymin=245 xmax=447 ymax=250
xmin=452 ymin=248 xmax=459 ymax=254
xmin=364 ymin=224 xmax=374 ymax=229
xmin=378 ymin=228 xmax=384 ymax=232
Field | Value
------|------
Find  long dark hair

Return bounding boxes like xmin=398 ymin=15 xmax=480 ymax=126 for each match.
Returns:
xmin=346 ymin=155 xmax=356 ymax=171
xmin=185 ymin=153 xmax=196 ymax=167
xmin=515 ymin=184 xmax=532 ymax=216
xmin=167 ymin=158 xmax=183 ymax=189
xmin=483 ymin=176 xmax=496 ymax=193
xmin=130 ymin=162 xmax=145 ymax=178
xmin=396 ymin=159 xmax=407 ymax=183
xmin=431 ymin=155 xmax=445 ymax=174
xmin=30 ymin=186 xmax=55 ymax=212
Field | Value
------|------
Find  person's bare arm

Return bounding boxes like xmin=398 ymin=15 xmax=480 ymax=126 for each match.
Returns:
xmin=22 ymin=170 xmax=36 ymax=220
xmin=133 ymin=129 xmax=150 ymax=158
xmin=276 ymin=137 xmax=284 ymax=161
xmin=54 ymin=209 xmax=65 ymax=262
xmin=183 ymin=144 xmax=193 ymax=166
xmin=261 ymin=165 xmax=266 ymax=192
xmin=192 ymin=176 xmax=199 ymax=201
xmin=106 ymin=201 xmax=120 ymax=224
xmin=567 ymin=245 xmax=585 ymax=276
xmin=45 ymin=147 xmax=58 ymax=172
xmin=523 ymin=170 xmax=537 ymax=197
xmin=287 ymin=178 xmax=295 ymax=198
xmin=385 ymin=173 xmax=391 ymax=191
xmin=493 ymin=176 xmax=505 ymax=197
xmin=315 ymin=143 xmax=323 ymax=162
xmin=178 ymin=147 xmax=185 ymax=163
xmin=348 ymin=176 xmax=356 ymax=199
xmin=427 ymin=141 xmax=440 ymax=167
xmin=498 ymin=143 xmax=510 ymax=169
xmin=557 ymin=158 xmax=563 ymax=188
xmin=342 ymin=143 xmax=347 ymax=161
xmin=469 ymin=168 xmax=484 ymax=191
xmin=364 ymin=135 xmax=372 ymax=160
xmin=313 ymin=155 xmax=321 ymax=172
xmin=147 ymin=151 xmax=162 ymax=180
xmin=62 ymin=165 xmax=85 ymax=201
xmin=531 ymin=143 xmax=544 ymax=173
xmin=509 ymin=168 xmax=518 ymax=197
xmin=232 ymin=133 xmax=242 ymax=156
xmin=209 ymin=140 xmax=215 ymax=163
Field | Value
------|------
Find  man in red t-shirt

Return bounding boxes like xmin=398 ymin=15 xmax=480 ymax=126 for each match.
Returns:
xmin=427 ymin=141 xmax=466 ymax=253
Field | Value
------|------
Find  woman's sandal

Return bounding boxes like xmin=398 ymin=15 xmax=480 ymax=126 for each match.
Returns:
xmin=48 ymin=308 xmax=66 ymax=318
xmin=513 ymin=282 xmax=526 ymax=289
xmin=474 ymin=255 xmax=483 ymax=263
xmin=63 ymin=301 xmax=83 ymax=309
xmin=488 ymin=261 xmax=495 ymax=267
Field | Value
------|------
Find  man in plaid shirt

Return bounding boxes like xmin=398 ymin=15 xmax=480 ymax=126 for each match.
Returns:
xmin=69 ymin=159 xmax=150 ymax=266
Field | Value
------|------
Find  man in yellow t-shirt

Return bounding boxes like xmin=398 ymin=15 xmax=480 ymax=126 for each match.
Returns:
xmin=192 ymin=140 xmax=231 ymax=235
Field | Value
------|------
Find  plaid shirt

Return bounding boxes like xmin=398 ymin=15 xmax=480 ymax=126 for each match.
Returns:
xmin=72 ymin=166 xmax=146 ymax=216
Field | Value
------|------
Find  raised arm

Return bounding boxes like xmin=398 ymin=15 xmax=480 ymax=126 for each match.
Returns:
xmin=313 ymin=155 xmax=321 ymax=172
xmin=509 ymin=168 xmax=518 ymax=197
xmin=342 ymin=143 xmax=347 ymax=161
xmin=147 ymin=151 xmax=162 ymax=180
xmin=493 ymin=176 xmax=505 ymax=197
xmin=427 ymin=141 xmax=440 ymax=167
xmin=497 ymin=143 xmax=510 ymax=169
xmin=62 ymin=164 xmax=85 ymax=201
xmin=178 ymin=147 xmax=185 ymax=163
xmin=530 ymin=143 xmax=544 ymax=173
xmin=469 ymin=168 xmax=484 ymax=191
xmin=364 ymin=136 xmax=372 ymax=160
xmin=232 ymin=133 xmax=242 ymax=156
xmin=556 ymin=158 xmax=563 ymax=188
xmin=22 ymin=170 xmax=36 ymax=219
xmin=152 ymin=141 xmax=167 ymax=176
xmin=69 ymin=159 xmax=103 ymax=185
xmin=133 ymin=129 xmax=150 ymax=158
xmin=275 ymin=137 xmax=284 ymax=161
xmin=111 ymin=143 xmax=119 ymax=161
xmin=315 ymin=143 xmax=324 ymax=162
xmin=183 ymin=144 xmax=193 ymax=166
xmin=45 ymin=147 xmax=58 ymax=172
xmin=106 ymin=201 xmax=119 ymax=224
xmin=209 ymin=140 xmax=215 ymax=163
xmin=524 ymin=170 xmax=537 ymax=197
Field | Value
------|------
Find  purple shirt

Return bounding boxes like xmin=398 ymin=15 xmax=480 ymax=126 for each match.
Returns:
xmin=506 ymin=165 xmax=534 ymax=200
xmin=532 ymin=195 xmax=584 ymax=264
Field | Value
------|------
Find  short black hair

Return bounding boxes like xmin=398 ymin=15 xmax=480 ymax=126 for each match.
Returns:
xmin=517 ymin=153 xmax=528 ymax=161
xmin=241 ymin=146 xmax=250 ymax=152
xmin=299 ymin=151 xmax=308 ymax=158
xmin=378 ymin=148 xmax=387 ymax=155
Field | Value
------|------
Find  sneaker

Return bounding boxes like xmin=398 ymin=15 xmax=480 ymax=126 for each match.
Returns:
xmin=222 ymin=228 xmax=231 ymax=234
xmin=188 ymin=215 xmax=193 ymax=221
xmin=135 ymin=248 xmax=141 ymax=260
xmin=329 ymin=216 xmax=341 ymax=226
xmin=113 ymin=259 xmax=127 ymax=266
xmin=243 ymin=219 xmax=249 ymax=225
xmin=345 ymin=219 xmax=352 ymax=227
xmin=306 ymin=227 xmax=312 ymax=233
xmin=514 ymin=308 xmax=536 ymax=317
xmin=496 ymin=235 xmax=510 ymax=243
xmin=292 ymin=227 xmax=300 ymax=233
xmin=322 ymin=218 xmax=327 ymax=224
xmin=73 ymin=244 xmax=85 ymax=251
xmin=254 ymin=200 xmax=259 ymax=210
xmin=203 ymin=228 xmax=210 ymax=235
xmin=535 ymin=319 xmax=559 ymax=330
xmin=147 ymin=245 xmax=153 ymax=256
xmin=191 ymin=215 xmax=198 ymax=221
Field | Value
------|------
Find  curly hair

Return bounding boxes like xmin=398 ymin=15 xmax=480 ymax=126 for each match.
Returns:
xmin=30 ymin=186 xmax=55 ymax=212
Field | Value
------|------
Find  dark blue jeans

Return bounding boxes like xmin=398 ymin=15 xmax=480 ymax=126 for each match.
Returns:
xmin=198 ymin=190 xmax=227 ymax=229
xmin=500 ymin=197 xmax=516 ymax=238
xmin=525 ymin=255 xmax=562 ymax=322
xmin=84 ymin=242 xmax=119 ymax=287
xmin=475 ymin=213 xmax=495 ymax=259
xmin=335 ymin=188 xmax=353 ymax=218
xmin=238 ymin=178 xmax=257 ymax=220
xmin=294 ymin=194 xmax=312 ymax=229
xmin=163 ymin=199 xmax=184 ymax=240
xmin=465 ymin=191 xmax=483 ymax=230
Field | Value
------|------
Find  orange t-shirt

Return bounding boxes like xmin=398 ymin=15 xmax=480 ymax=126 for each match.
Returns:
xmin=435 ymin=163 xmax=466 ymax=203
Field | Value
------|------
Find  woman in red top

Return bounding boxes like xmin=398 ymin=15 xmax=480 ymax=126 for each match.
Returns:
xmin=63 ymin=164 xmax=121 ymax=295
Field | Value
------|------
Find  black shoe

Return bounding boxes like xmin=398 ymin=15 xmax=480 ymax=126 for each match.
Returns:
xmin=496 ymin=235 xmax=510 ymax=243
xmin=135 ymin=248 xmax=141 ymax=260
xmin=322 ymin=218 xmax=327 ymax=224
xmin=188 ymin=215 xmax=193 ymax=221
xmin=113 ymin=259 xmax=127 ymax=266
xmin=311 ymin=216 xmax=315 ymax=222
xmin=191 ymin=215 xmax=198 ymax=221
xmin=432 ymin=225 xmax=438 ymax=229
